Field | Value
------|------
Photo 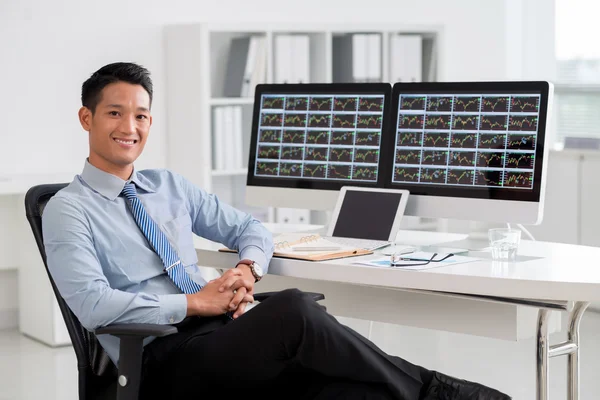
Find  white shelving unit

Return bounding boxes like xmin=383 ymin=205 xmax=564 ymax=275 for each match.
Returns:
xmin=0 ymin=172 xmax=76 ymax=345
xmin=0 ymin=173 xmax=75 ymax=196
xmin=209 ymin=98 xmax=255 ymax=106
xmin=164 ymin=23 xmax=440 ymax=224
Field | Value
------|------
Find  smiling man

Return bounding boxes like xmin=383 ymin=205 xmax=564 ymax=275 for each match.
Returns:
xmin=42 ymin=62 xmax=510 ymax=400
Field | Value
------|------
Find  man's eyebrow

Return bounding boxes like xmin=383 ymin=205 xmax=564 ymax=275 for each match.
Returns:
xmin=105 ymin=104 xmax=149 ymax=112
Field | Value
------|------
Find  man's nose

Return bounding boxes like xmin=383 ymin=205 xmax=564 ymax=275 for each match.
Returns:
xmin=119 ymin=115 xmax=136 ymax=134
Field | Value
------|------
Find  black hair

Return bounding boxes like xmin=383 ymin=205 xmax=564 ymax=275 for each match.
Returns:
xmin=81 ymin=62 xmax=153 ymax=113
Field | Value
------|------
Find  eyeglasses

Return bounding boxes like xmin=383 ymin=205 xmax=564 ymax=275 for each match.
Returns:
xmin=390 ymin=252 xmax=454 ymax=267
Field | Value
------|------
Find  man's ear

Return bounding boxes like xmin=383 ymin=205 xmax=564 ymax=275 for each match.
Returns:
xmin=78 ymin=106 xmax=92 ymax=131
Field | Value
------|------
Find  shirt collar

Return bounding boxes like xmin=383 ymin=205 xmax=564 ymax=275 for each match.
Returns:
xmin=79 ymin=160 xmax=155 ymax=201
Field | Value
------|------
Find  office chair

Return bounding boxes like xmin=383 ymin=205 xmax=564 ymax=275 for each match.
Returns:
xmin=24 ymin=183 xmax=325 ymax=400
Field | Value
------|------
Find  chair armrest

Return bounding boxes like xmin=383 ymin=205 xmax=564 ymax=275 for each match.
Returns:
xmin=254 ymin=291 xmax=325 ymax=302
xmin=95 ymin=323 xmax=178 ymax=400
xmin=95 ymin=323 xmax=178 ymax=338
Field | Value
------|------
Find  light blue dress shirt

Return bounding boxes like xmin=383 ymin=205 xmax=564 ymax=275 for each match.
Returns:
xmin=42 ymin=161 xmax=273 ymax=365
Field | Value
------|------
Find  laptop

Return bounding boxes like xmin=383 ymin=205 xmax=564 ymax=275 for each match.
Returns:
xmin=325 ymin=187 xmax=410 ymax=251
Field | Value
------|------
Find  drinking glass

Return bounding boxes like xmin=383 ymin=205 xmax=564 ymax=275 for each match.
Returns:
xmin=488 ymin=228 xmax=521 ymax=261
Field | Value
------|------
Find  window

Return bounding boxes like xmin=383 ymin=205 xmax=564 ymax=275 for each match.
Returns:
xmin=555 ymin=0 xmax=600 ymax=143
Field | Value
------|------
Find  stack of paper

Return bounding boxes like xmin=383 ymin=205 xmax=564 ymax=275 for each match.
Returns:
xmin=353 ymin=252 xmax=481 ymax=271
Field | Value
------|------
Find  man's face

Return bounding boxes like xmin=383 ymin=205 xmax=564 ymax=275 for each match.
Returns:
xmin=79 ymin=81 xmax=152 ymax=171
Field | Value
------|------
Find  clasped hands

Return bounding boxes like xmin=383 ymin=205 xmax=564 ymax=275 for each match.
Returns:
xmin=186 ymin=265 xmax=255 ymax=319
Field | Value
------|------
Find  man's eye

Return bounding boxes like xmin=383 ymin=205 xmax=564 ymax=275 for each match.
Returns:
xmin=109 ymin=111 xmax=119 ymax=116
xmin=137 ymin=115 xmax=148 ymax=120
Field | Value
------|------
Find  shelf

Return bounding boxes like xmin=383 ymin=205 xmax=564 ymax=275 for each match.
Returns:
xmin=209 ymin=97 xmax=255 ymax=106
xmin=211 ymin=168 xmax=248 ymax=177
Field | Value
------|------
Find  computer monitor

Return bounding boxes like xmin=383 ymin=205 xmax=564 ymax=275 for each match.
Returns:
xmin=385 ymin=81 xmax=553 ymax=225
xmin=245 ymin=83 xmax=392 ymax=211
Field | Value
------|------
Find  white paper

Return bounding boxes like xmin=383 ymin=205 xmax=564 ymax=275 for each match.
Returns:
xmin=353 ymin=253 xmax=480 ymax=271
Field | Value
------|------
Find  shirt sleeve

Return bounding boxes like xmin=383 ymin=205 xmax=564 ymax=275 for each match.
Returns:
xmin=42 ymin=196 xmax=188 ymax=331
xmin=177 ymin=174 xmax=274 ymax=273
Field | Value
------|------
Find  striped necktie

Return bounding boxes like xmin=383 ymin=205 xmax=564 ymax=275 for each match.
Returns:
xmin=121 ymin=182 xmax=202 ymax=294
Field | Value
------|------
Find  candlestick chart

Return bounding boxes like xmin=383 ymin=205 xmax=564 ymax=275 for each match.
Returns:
xmin=255 ymin=93 xmax=384 ymax=183
xmin=393 ymin=92 xmax=541 ymax=189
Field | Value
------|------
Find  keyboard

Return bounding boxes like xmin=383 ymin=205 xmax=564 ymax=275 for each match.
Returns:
xmin=325 ymin=236 xmax=391 ymax=251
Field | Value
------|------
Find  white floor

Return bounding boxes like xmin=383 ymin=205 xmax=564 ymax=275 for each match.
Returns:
xmin=0 ymin=329 xmax=76 ymax=400
xmin=0 ymin=311 xmax=599 ymax=400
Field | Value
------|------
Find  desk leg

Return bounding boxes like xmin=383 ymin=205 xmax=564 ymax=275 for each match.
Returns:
xmin=567 ymin=301 xmax=590 ymax=400
xmin=536 ymin=309 xmax=550 ymax=400
xmin=537 ymin=301 xmax=590 ymax=400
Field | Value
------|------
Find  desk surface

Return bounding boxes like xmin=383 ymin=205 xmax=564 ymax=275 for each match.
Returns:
xmin=196 ymin=237 xmax=600 ymax=303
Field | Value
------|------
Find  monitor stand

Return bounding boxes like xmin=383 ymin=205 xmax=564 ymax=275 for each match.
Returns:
xmin=394 ymin=226 xmax=490 ymax=253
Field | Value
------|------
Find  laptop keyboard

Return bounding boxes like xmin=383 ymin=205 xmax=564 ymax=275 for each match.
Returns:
xmin=326 ymin=236 xmax=391 ymax=251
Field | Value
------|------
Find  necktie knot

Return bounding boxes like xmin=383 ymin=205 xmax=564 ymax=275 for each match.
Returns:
xmin=121 ymin=182 xmax=138 ymax=200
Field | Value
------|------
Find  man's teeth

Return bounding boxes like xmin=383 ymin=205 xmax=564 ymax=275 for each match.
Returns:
xmin=115 ymin=138 xmax=135 ymax=144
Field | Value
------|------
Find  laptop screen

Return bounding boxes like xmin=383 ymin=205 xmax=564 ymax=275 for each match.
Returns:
xmin=331 ymin=190 xmax=403 ymax=241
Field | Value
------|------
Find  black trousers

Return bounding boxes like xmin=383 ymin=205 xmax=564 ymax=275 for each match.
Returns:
xmin=140 ymin=289 xmax=432 ymax=400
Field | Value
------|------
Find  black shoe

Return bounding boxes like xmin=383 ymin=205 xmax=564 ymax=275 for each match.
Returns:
xmin=421 ymin=372 xmax=511 ymax=400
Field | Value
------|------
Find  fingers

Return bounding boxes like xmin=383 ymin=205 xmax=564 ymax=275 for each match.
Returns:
xmin=223 ymin=268 xmax=243 ymax=278
xmin=230 ymin=278 xmax=254 ymax=293
xmin=218 ymin=275 xmax=241 ymax=293
xmin=228 ymin=288 xmax=254 ymax=310
xmin=232 ymin=293 xmax=255 ymax=319
xmin=219 ymin=275 xmax=254 ymax=294
xmin=217 ymin=268 xmax=244 ymax=292
xmin=233 ymin=301 xmax=247 ymax=319
xmin=228 ymin=287 xmax=248 ymax=311
xmin=243 ymin=293 xmax=254 ymax=303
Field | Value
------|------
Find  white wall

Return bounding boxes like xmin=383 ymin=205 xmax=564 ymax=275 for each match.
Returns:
xmin=0 ymin=0 xmax=534 ymax=330
xmin=0 ymin=3 xmax=564 ymax=396
xmin=0 ymin=195 xmax=19 ymax=330
xmin=0 ymin=0 xmax=555 ymax=320
xmin=0 ymin=0 xmax=513 ymax=179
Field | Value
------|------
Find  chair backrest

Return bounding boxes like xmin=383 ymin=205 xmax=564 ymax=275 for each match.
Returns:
xmin=24 ymin=184 xmax=117 ymax=399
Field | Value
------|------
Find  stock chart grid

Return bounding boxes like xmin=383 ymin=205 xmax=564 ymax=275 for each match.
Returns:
xmin=394 ymin=93 xmax=541 ymax=189
xmin=254 ymin=94 xmax=385 ymax=182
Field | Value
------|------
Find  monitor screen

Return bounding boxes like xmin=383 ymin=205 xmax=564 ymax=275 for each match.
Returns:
xmin=386 ymin=81 xmax=551 ymax=202
xmin=331 ymin=190 xmax=403 ymax=240
xmin=247 ymin=83 xmax=392 ymax=191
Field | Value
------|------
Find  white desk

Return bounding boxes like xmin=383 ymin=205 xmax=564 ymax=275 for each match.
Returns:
xmin=195 ymin=235 xmax=600 ymax=400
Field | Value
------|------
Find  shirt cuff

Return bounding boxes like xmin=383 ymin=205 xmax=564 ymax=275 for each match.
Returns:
xmin=239 ymin=245 xmax=269 ymax=274
xmin=158 ymin=294 xmax=188 ymax=325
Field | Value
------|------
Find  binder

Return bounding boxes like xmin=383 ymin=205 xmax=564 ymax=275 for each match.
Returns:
xmin=352 ymin=34 xmax=368 ymax=82
xmin=332 ymin=33 xmax=379 ymax=83
xmin=390 ymin=34 xmax=422 ymax=83
xmin=293 ymin=35 xmax=310 ymax=83
xmin=223 ymin=106 xmax=235 ymax=170
xmin=233 ymin=106 xmax=244 ymax=169
xmin=248 ymin=37 xmax=267 ymax=97
xmin=240 ymin=37 xmax=262 ymax=97
xmin=274 ymin=35 xmax=293 ymax=83
xmin=367 ymin=34 xmax=382 ymax=82
xmin=219 ymin=233 xmax=372 ymax=261
xmin=275 ymin=208 xmax=311 ymax=224
xmin=212 ymin=106 xmax=226 ymax=170
xmin=223 ymin=37 xmax=251 ymax=97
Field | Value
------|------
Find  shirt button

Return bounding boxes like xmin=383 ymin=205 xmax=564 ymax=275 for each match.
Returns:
xmin=169 ymin=317 xmax=174 ymax=323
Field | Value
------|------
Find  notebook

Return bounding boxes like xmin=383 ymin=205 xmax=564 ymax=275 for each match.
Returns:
xmin=219 ymin=232 xmax=372 ymax=261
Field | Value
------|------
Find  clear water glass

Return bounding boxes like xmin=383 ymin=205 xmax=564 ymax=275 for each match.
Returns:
xmin=488 ymin=228 xmax=521 ymax=261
